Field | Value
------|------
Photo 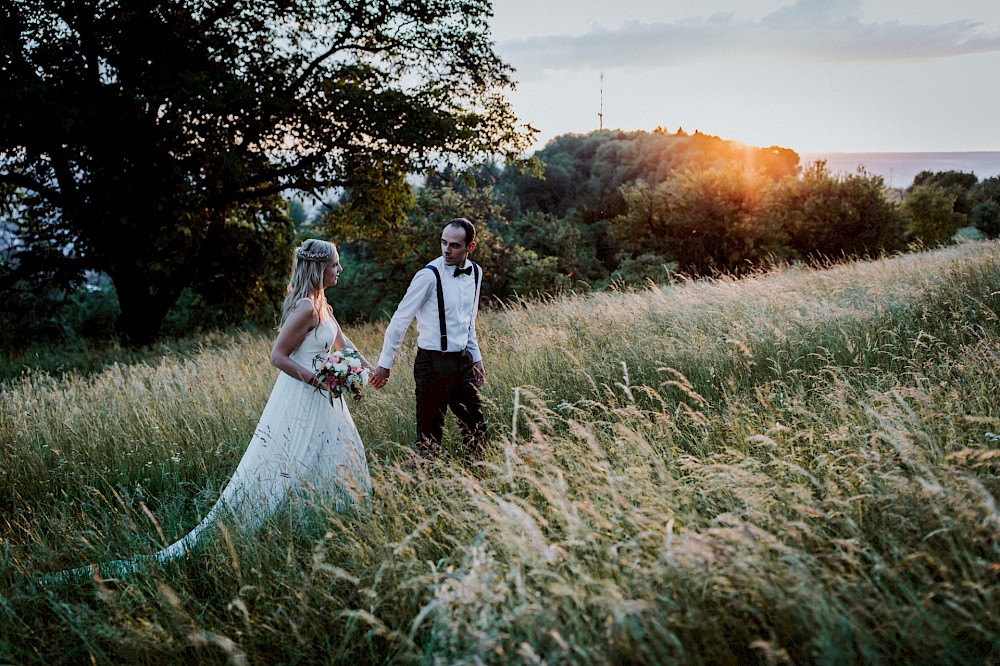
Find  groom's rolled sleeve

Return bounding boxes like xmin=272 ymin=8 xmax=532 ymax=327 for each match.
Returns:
xmin=377 ymin=270 xmax=434 ymax=369
xmin=466 ymin=321 xmax=482 ymax=364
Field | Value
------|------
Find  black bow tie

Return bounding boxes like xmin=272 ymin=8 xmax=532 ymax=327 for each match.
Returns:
xmin=453 ymin=265 xmax=472 ymax=277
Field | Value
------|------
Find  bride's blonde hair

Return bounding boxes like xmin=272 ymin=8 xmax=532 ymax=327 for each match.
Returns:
xmin=279 ymin=238 xmax=336 ymax=326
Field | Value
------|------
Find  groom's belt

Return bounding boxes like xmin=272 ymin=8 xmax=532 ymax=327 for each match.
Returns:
xmin=417 ymin=348 xmax=466 ymax=359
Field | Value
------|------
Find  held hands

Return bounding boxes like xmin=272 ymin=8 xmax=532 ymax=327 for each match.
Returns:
xmin=370 ymin=365 xmax=390 ymax=389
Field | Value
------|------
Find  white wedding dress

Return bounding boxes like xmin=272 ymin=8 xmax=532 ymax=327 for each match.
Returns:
xmin=45 ymin=316 xmax=372 ymax=583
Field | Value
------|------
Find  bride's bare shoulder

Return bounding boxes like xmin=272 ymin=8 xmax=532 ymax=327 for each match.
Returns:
xmin=284 ymin=298 xmax=320 ymax=329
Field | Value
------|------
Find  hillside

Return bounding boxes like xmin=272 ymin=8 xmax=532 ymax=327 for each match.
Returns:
xmin=2 ymin=241 xmax=999 ymax=665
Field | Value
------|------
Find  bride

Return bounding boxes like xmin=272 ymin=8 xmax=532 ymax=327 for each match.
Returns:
xmin=45 ymin=239 xmax=374 ymax=583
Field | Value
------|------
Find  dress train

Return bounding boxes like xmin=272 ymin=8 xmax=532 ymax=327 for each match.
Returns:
xmin=40 ymin=318 xmax=371 ymax=585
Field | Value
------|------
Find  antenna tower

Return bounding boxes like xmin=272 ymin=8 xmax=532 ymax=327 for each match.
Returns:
xmin=598 ymin=72 xmax=604 ymax=130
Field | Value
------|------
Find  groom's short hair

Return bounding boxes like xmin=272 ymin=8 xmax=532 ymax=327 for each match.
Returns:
xmin=446 ymin=218 xmax=476 ymax=246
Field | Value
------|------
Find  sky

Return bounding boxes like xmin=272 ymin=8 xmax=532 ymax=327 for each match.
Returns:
xmin=488 ymin=0 xmax=1000 ymax=155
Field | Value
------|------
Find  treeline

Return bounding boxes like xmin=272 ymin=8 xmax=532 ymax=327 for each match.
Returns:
xmin=325 ymin=128 xmax=1000 ymax=322
xmin=5 ymin=128 xmax=1000 ymax=350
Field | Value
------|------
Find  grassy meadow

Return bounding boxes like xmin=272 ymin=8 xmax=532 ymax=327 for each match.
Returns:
xmin=2 ymin=240 xmax=1000 ymax=665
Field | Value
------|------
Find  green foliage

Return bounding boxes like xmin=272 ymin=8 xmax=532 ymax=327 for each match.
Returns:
xmin=911 ymin=170 xmax=978 ymax=215
xmin=501 ymin=129 xmax=799 ymax=222
xmin=970 ymin=175 xmax=1000 ymax=206
xmin=59 ymin=274 xmax=121 ymax=341
xmin=612 ymin=161 xmax=906 ymax=275
xmin=761 ymin=162 xmax=906 ymax=261
xmin=508 ymin=211 xmax=602 ymax=284
xmin=601 ymin=252 xmax=678 ymax=289
xmin=0 ymin=214 xmax=98 ymax=351
xmin=326 ymin=166 xmax=577 ymax=317
xmin=968 ymin=176 xmax=1000 ymax=239
xmin=507 ymin=251 xmax=565 ymax=297
xmin=182 ymin=196 xmax=296 ymax=330
xmin=0 ymin=278 xmax=65 ymax=352
xmin=911 ymin=170 xmax=979 ymax=191
xmin=501 ymin=134 xmax=906 ymax=283
xmin=1 ymin=0 xmax=531 ymax=346
xmin=903 ymin=184 xmax=965 ymax=247
xmin=497 ymin=130 xmax=798 ymax=274
xmin=970 ymin=200 xmax=1000 ymax=238
xmin=287 ymin=199 xmax=310 ymax=228
xmin=613 ymin=164 xmax=765 ymax=275
xmin=322 ymin=159 xmax=416 ymax=264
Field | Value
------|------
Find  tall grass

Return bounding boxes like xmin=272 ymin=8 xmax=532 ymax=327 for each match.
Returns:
xmin=2 ymin=241 xmax=999 ymax=664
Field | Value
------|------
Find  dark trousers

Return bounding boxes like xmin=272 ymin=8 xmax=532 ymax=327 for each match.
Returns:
xmin=413 ymin=348 xmax=486 ymax=458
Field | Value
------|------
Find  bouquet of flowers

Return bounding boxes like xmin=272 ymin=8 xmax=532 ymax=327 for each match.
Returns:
xmin=312 ymin=348 xmax=370 ymax=404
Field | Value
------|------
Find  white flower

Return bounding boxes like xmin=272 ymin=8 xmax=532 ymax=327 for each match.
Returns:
xmin=333 ymin=362 xmax=349 ymax=374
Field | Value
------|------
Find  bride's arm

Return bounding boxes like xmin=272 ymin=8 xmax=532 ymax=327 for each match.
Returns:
xmin=332 ymin=320 xmax=374 ymax=370
xmin=270 ymin=301 xmax=322 ymax=387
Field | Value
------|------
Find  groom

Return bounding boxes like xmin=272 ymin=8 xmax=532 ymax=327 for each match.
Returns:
xmin=370 ymin=218 xmax=487 ymax=459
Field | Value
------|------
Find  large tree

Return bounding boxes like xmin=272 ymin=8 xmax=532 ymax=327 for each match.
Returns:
xmin=0 ymin=0 xmax=531 ymax=346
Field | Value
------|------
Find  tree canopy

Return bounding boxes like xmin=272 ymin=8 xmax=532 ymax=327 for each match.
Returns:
xmin=497 ymin=129 xmax=800 ymax=220
xmin=1 ymin=0 xmax=532 ymax=345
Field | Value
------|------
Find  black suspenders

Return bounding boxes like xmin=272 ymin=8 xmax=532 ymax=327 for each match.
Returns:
xmin=425 ymin=265 xmax=448 ymax=351
xmin=425 ymin=263 xmax=480 ymax=352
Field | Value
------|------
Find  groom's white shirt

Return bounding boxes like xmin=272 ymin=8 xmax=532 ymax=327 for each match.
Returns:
xmin=376 ymin=256 xmax=482 ymax=369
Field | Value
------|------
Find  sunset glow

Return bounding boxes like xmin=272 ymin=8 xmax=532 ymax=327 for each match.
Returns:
xmin=490 ymin=0 xmax=1000 ymax=155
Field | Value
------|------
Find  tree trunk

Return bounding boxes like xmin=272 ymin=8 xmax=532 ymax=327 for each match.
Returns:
xmin=109 ymin=263 xmax=186 ymax=348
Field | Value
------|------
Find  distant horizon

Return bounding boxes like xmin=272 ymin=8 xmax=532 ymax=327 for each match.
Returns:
xmin=802 ymin=150 xmax=1000 ymax=156
xmin=798 ymin=149 xmax=1000 ymax=188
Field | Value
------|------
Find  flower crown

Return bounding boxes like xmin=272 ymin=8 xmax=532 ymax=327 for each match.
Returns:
xmin=296 ymin=248 xmax=330 ymax=262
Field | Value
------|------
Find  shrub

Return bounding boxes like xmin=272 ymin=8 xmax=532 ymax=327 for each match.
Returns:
xmin=902 ymin=184 xmax=964 ymax=247
xmin=970 ymin=200 xmax=1000 ymax=238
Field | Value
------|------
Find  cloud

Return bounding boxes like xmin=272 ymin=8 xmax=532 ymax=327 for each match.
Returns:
xmin=498 ymin=0 xmax=1000 ymax=74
